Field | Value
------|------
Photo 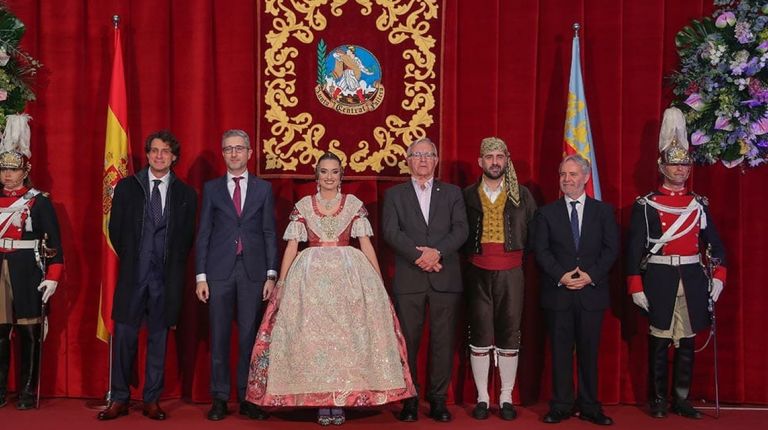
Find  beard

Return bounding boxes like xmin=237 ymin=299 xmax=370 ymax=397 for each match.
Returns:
xmin=483 ymin=165 xmax=505 ymax=180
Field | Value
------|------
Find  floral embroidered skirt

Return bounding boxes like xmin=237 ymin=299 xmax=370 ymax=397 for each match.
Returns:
xmin=246 ymin=246 xmax=416 ymax=407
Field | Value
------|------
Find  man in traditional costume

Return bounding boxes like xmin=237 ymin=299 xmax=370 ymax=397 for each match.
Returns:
xmin=462 ymin=137 xmax=536 ymax=420
xmin=0 ymin=114 xmax=63 ymax=409
xmin=626 ymin=107 xmax=727 ymax=419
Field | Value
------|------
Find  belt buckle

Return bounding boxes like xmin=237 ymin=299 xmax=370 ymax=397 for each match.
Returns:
xmin=1 ymin=238 xmax=12 ymax=249
xmin=670 ymin=255 xmax=681 ymax=266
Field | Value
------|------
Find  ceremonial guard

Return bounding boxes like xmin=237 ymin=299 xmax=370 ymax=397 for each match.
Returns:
xmin=0 ymin=115 xmax=63 ymax=409
xmin=626 ymin=107 xmax=726 ymax=419
xmin=462 ymin=137 xmax=536 ymax=420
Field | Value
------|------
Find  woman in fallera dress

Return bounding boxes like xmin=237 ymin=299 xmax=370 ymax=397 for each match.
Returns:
xmin=246 ymin=152 xmax=415 ymax=425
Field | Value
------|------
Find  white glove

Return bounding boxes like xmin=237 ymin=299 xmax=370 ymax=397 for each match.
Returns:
xmin=710 ymin=279 xmax=724 ymax=302
xmin=37 ymin=280 xmax=58 ymax=303
xmin=632 ymin=291 xmax=649 ymax=311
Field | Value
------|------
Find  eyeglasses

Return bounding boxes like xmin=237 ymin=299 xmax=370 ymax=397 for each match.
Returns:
xmin=222 ymin=145 xmax=249 ymax=154
xmin=409 ymin=151 xmax=437 ymax=159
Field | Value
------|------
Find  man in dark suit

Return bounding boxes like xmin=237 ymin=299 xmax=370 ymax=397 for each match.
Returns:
xmin=533 ymin=154 xmax=618 ymax=426
xmin=98 ymin=130 xmax=197 ymax=421
xmin=195 ymin=129 xmax=277 ymax=421
xmin=382 ymin=137 xmax=468 ymax=423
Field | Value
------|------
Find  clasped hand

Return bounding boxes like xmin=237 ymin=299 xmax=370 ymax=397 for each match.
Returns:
xmin=415 ymin=246 xmax=442 ymax=272
xmin=559 ymin=267 xmax=592 ymax=290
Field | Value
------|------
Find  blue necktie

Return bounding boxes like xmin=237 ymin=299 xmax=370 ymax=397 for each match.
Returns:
xmin=570 ymin=200 xmax=580 ymax=249
xmin=150 ymin=179 xmax=163 ymax=225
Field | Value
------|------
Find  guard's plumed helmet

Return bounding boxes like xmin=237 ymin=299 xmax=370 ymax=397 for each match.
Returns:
xmin=658 ymin=107 xmax=692 ymax=166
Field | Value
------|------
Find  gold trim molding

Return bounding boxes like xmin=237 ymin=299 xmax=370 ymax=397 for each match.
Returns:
xmin=261 ymin=0 xmax=439 ymax=176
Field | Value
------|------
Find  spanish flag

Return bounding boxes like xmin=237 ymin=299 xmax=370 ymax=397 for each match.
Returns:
xmin=97 ymin=20 xmax=131 ymax=342
xmin=563 ymin=29 xmax=602 ymax=200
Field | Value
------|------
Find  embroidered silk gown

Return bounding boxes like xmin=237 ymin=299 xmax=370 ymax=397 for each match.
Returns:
xmin=246 ymin=194 xmax=415 ymax=407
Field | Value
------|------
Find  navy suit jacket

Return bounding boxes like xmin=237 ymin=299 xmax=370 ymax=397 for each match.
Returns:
xmin=533 ymin=196 xmax=619 ymax=311
xmin=195 ymin=174 xmax=278 ymax=282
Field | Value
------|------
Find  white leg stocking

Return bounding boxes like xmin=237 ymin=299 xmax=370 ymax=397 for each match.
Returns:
xmin=497 ymin=348 xmax=519 ymax=405
xmin=470 ymin=345 xmax=493 ymax=404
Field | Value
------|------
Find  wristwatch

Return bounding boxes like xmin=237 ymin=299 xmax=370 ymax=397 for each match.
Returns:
xmin=266 ymin=274 xmax=277 ymax=281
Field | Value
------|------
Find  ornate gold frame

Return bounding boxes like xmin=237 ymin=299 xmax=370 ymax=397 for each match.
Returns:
xmin=259 ymin=0 xmax=439 ymax=177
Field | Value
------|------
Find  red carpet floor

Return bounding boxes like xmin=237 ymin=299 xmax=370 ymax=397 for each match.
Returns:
xmin=0 ymin=398 xmax=765 ymax=429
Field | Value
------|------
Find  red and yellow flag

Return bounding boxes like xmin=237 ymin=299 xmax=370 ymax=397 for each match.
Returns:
xmin=97 ymin=22 xmax=131 ymax=342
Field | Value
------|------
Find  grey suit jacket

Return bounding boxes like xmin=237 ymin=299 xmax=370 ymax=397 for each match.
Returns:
xmin=382 ymin=179 xmax=468 ymax=295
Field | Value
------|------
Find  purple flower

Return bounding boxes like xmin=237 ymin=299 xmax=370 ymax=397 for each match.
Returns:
xmin=684 ymin=93 xmax=706 ymax=111
xmin=745 ymin=57 xmax=762 ymax=76
xmin=752 ymin=117 xmax=768 ymax=135
xmin=715 ymin=116 xmax=734 ymax=131
xmin=758 ymin=40 xmax=768 ymax=52
xmin=735 ymin=21 xmax=755 ymax=44
xmin=757 ymin=139 xmax=768 ymax=148
xmin=716 ymin=12 xmax=737 ymax=28
xmin=691 ymin=130 xmax=711 ymax=146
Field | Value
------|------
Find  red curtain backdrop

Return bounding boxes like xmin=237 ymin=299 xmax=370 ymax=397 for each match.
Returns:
xmin=6 ymin=0 xmax=767 ymax=405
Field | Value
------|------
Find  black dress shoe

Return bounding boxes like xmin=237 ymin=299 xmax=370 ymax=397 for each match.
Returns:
xmin=16 ymin=392 xmax=35 ymax=410
xmin=500 ymin=402 xmax=517 ymax=420
xmin=429 ymin=401 xmax=452 ymax=422
xmin=649 ymin=399 xmax=668 ymax=418
xmin=398 ymin=398 xmax=418 ymax=422
xmin=671 ymin=401 xmax=702 ymax=419
xmin=543 ymin=409 xmax=571 ymax=424
xmin=207 ymin=399 xmax=229 ymax=421
xmin=472 ymin=402 xmax=489 ymax=420
xmin=579 ymin=410 xmax=614 ymax=425
xmin=239 ymin=401 xmax=268 ymax=420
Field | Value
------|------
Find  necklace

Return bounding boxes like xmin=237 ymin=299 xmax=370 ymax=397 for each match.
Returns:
xmin=316 ymin=192 xmax=341 ymax=211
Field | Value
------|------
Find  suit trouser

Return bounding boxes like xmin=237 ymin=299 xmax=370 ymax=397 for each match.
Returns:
xmin=546 ymin=306 xmax=604 ymax=415
xmin=209 ymin=257 xmax=263 ymax=402
xmin=112 ymin=278 xmax=168 ymax=403
xmin=394 ymin=287 xmax=461 ymax=403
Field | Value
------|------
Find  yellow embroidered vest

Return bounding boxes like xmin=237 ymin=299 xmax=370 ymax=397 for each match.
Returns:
xmin=479 ymin=187 xmax=506 ymax=243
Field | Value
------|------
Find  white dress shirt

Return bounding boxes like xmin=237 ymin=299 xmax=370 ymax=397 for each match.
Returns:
xmin=411 ymin=177 xmax=433 ymax=224
xmin=565 ymin=192 xmax=586 ymax=232
xmin=148 ymin=171 xmax=170 ymax=211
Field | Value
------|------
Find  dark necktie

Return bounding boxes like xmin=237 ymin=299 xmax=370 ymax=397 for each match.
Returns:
xmin=150 ymin=179 xmax=163 ymax=225
xmin=570 ymin=200 xmax=580 ymax=249
xmin=233 ymin=177 xmax=243 ymax=254
xmin=232 ymin=177 xmax=243 ymax=216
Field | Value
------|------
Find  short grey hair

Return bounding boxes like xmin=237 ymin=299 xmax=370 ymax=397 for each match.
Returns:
xmin=560 ymin=153 xmax=590 ymax=175
xmin=221 ymin=129 xmax=251 ymax=148
xmin=406 ymin=137 xmax=438 ymax=157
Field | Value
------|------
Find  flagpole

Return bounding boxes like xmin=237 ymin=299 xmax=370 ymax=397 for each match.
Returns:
xmin=88 ymin=14 xmax=121 ymax=410
xmin=105 ymin=14 xmax=119 ymax=407
xmin=573 ymin=22 xmax=580 ymax=38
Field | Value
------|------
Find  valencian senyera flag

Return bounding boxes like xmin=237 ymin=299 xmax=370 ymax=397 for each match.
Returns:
xmin=98 ymin=21 xmax=132 ymax=342
xmin=563 ymin=29 xmax=602 ymax=200
xmin=257 ymin=1 xmax=443 ymax=179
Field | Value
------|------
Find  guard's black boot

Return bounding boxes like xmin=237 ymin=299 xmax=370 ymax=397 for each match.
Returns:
xmin=648 ymin=335 xmax=671 ymax=418
xmin=0 ymin=324 xmax=11 ymax=408
xmin=16 ymin=324 xmax=41 ymax=410
xmin=670 ymin=337 xmax=702 ymax=419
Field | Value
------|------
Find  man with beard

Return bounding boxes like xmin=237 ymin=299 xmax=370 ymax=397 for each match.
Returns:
xmin=462 ymin=137 xmax=536 ymax=420
xmin=626 ymin=107 xmax=726 ymax=419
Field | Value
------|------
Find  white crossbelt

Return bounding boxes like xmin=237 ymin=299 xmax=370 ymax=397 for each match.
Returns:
xmin=647 ymin=254 xmax=700 ymax=266
xmin=0 ymin=238 xmax=39 ymax=250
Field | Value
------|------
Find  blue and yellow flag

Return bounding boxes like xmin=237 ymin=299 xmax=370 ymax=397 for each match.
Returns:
xmin=563 ymin=32 xmax=601 ymax=200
